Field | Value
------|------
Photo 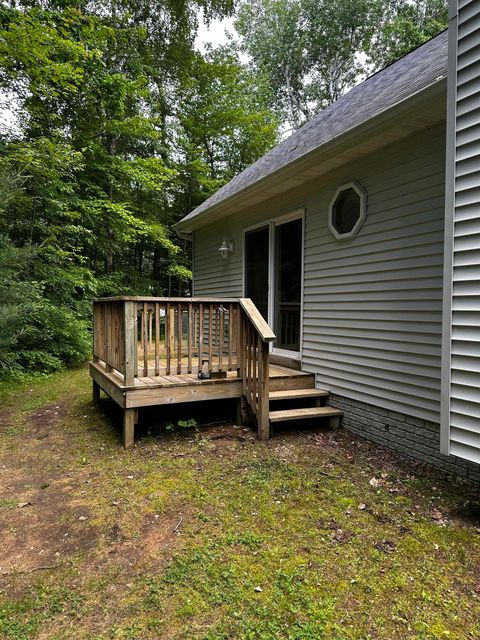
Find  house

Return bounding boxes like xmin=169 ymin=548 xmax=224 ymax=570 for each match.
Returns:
xmin=91 ymin=1 xmax=480 ymax=483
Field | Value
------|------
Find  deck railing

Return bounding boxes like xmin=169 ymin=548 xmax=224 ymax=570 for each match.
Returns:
xmin=92 ymin=296 xmax=275 ymax=438
xmin=237 ymin=299 xmax=276 ymax=440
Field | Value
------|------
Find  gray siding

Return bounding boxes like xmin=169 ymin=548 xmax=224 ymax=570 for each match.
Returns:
xmin=193 ymin=217 xmax=243 ymax=297
xmin=304 ymin=125 xmax=445 ymax=423
xmin=442 ymin=0 xmax=480 ymax=464
xmin=194 ymin=123 xmax=446 ymax=423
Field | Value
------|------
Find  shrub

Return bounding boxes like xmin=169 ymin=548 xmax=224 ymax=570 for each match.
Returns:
xmin=0 ymin=237 xmax=90 ymax=377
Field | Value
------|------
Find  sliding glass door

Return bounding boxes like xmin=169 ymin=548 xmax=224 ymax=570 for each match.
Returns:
xmin=244 ymin=213 xmax=303 ymax=359
xmin=273 ymin=216 xmax=303 ymax=356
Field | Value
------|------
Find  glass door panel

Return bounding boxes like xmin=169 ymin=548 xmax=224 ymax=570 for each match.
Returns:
xmin=273 ymin=217 xmax=302 ymax=353
xmin=245 ymin=226 xmax=269 ymax=322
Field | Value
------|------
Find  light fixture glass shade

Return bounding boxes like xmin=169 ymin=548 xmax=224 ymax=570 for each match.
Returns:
xmin=219 ymin=238 xmax=233 ymax=259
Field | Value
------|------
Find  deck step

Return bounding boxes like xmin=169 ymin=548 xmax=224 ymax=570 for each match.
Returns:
xmin=269 ymin=388 xmax=329 ymax=401
xmin=269 ymin=407 xmax=343 ymax=423
xmin=269 ymin=373 xmax=315 ymax=392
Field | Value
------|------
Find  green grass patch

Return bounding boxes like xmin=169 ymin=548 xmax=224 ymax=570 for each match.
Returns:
xmin=0 ymin=367 xmax=478 ymax=639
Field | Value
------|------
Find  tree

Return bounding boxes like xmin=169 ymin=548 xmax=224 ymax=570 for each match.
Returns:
xmin=172 ymin=46 xmax=279 ymax=213
xmin=235 ymin=0 xmax=378 ymax=130
xmin=235 ymin=0 xmax=448 ymax=130
xmin=368 ymin=0 xmax=448 ymax=68
xmin=0 ymin=0 xmax=279 ymax=376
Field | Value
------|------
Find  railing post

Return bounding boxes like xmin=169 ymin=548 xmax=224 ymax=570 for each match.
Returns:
xmin=92 ymin=302 xmax=101 ymax=363
xmin=257 ymin=337 xmax=270 ymax=440
xmin=123 ymin=301 xmax=136 ymax=387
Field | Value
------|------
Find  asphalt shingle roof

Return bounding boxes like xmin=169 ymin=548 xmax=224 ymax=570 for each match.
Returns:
xmin=178 ymin=30 xmax=448 ymax=229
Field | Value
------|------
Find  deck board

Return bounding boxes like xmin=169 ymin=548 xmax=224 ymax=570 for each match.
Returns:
xmin=89 ymin=360 xmax=314 ymax=410
xmin=90 ymin=361 xmax=308 ymax=390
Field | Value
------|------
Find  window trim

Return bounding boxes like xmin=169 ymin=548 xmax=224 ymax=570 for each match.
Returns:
xmin=328 ymin=180 xmax=367 ymax=241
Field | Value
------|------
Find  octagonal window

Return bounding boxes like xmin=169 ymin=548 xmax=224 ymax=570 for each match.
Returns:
xmin=328 ymin=181 xmax=366 ymax=240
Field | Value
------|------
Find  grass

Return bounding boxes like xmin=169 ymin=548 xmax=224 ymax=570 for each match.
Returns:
xmin=0 ymin=365 xmax=479 ymax=639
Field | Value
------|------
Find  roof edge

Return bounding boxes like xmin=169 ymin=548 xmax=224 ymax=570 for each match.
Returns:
xmin=175 ymin=75 xmax=446 ymax=233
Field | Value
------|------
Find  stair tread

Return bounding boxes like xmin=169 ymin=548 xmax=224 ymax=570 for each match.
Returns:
xmin=269 ymin=388 xmax=329 ymax=400
xmin=269 ymin=407 xmax=343 ymax=423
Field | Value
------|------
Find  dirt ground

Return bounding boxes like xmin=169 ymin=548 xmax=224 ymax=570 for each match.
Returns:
xmin=0 ymin=366 xmax=479 ymax=640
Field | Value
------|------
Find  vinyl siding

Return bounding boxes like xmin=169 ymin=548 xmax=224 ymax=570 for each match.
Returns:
xmin=442 ymin=0 xmax=480 ymax=464
xmin=303 ymin=125 xmax=445 ymax=423
xmin=194 ymin=123 xmax=446 ymax=423
xmin=193 ymin=217 xmax=243 ymax=298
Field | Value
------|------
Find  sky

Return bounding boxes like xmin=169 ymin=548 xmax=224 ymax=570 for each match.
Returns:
xmin=195 ymin=14 xmax=236 ymax=52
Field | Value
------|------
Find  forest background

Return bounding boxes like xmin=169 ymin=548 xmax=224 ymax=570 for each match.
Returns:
xmin=0 ymin=0 xmax=448 ymax=376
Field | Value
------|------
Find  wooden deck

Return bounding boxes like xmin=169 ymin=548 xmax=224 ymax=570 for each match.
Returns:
xmin=90 ymin=359 xmax=313 ymax=409
xmin=90 ymin=296 xmax=342 ymax=448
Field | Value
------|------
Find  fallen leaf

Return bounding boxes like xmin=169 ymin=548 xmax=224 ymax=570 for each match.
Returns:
xmin=375 ymin=539 xmax=396 ymax=554
xmin=369 ymin=477 xmax=381 ymax=488
xmin=332 ymin=529 xmax=351 ymax=544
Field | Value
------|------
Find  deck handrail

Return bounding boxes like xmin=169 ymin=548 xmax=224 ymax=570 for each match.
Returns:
xmin=92 ymin=295 xmax=276 ymax=440
xmin=93 ymin=296 xmax=239 ymax=303
xmin=237 ymin=298 xmax=276 ymax=440
xmin=238 ymin=298 xmax=276 ymax=343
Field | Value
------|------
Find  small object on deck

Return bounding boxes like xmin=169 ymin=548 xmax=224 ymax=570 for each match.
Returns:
xmin=198 ymin=358 xmax=211 ymax=379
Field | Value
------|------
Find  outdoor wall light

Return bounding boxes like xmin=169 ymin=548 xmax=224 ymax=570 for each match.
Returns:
xmin=218 ymin=237 xmax=234 ymax=259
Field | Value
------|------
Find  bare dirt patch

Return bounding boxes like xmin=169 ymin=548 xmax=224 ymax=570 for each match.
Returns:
xmin=0 ymin=396 xmax=100 ymax=575
xmin=0 ymin=408 xmax=13 ymax=434
xmin=29 ymin=398 xmax=73 ymax=436
xmin=0 ymin=477 xmax=98 ymax=576
xmin=87 ymin=511 xmax=181 ymax=576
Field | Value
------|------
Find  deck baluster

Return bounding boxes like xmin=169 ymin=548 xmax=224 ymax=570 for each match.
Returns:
xmin=198 ymin=303 xmax=204 ymax=374
xmin=91 ymin=296 xmax=276 ymax=448
xmin=142 ymin=303 xmax=148 ymax=376
xmin=177 ymin=302 xmax=183 ymax=374
xmin=219 ymin=306 xmax=224 ymax=371
xmin=154 ymin=303 xmax=160 ymax=376
xmin=187 ymin=303 xmax=193 ymax=373
xmin=208 ymin=303 xmax=213 ymax=372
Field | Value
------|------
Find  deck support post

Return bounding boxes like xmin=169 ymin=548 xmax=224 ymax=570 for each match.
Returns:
xmin=236 ymin=397 xmax=250 ymax=426
xmin=330 ymin=415 xmax=341 ymax=430
xmin=92 ymin=380 xmax=101 ymax=403
xmin=257 ymin=339 xmax=270 ymax=441
xmin=123 ymin=408 xmax=135 ymax=449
